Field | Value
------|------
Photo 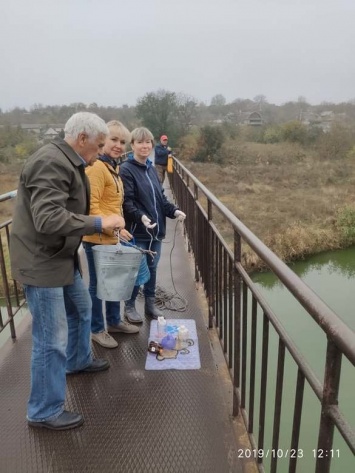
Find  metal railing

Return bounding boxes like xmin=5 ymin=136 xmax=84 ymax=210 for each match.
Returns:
xmin=0 ymin=190 xmax=25 ymax=339
xmin=169 ymin=158 xmax=355 ymax=473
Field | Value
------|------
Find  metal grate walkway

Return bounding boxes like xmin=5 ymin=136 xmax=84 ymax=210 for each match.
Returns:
xmin=0 ymin=200 xmax=246 ymax=472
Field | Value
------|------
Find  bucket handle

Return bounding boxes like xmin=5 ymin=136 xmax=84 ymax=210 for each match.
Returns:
xmin=114 ymin=233 xmax=157 ymax=259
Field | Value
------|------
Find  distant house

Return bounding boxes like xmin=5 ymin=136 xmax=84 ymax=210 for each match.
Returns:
xmin=20 ymin=124 xmax=64 ymax=138
xmin=20 ymin=124 xmax=43 ymax=134
xmin=43 ymin=127 xmax=59 ymax=140
xmin=300 ymin=111 xmax=320 ymax=125
xmin=300 ymin=110 xmax=346 ymax=132
xmin=318 ymin=111 xmax=336 ymax=132
xmin=0 ymin=123 xmax=65 ymax=138
xmin=247 ymin=112 xmax=263 ymax=126
xmin=210 ymin=111 xmax=264 ymax=126
xmin=236 ymin=111 xmax=263 ymax=126
xmin=320 ymin=111 xmax=334 ymax=120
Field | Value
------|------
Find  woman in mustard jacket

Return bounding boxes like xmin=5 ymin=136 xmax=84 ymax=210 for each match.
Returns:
xmin=83 ymin=121 xmax=139 ymax=349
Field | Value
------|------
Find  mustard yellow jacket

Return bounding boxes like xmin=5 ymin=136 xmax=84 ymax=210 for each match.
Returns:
xmin=83 ymin=159 xmax=124 ymax=245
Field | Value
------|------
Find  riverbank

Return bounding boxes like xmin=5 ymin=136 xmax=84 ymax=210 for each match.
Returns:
xmin=182 ymin=141 xmax=355 ymax=271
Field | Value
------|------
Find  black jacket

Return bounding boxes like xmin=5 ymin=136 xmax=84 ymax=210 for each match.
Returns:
xmin=119 ymin=157 xmax=178 ymax=240
xmin=154 ymin=143 xmax=170 ymax=166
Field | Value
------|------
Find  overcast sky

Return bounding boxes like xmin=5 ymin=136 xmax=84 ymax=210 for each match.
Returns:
xmin=1 ymin=0 xmax=354 ymax=111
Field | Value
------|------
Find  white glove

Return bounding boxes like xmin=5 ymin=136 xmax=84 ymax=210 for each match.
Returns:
xmin=174 ymin=210 xmax=186 ymax=222
xmin=141 ymin=215 xmax=157 ymax=229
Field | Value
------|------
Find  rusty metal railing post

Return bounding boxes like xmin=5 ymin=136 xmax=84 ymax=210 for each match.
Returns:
xmin=289 ymin=369 xmax=305 ymax=473
xmin=233 ymin=229 xmax=241 ymax=416
xmin=257 ymin=313 xmax=269 ymax=461
xmin=270 ymin=340 xmax=286 ymax=473
xmin=207 ymin=200 xmax=213 ymax=328
xmin=193 ymin=182 xmax=199 ymax=282
xmin=0 ymin=222 xmax=17 ymax=339
xmin=315 ymin=339 xmax=342 ymax=473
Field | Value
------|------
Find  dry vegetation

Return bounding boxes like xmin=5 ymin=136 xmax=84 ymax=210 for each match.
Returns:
xmin=0 ymin=163 xmax=18 ymax=298
xmin=181 ymin=141 xmax=355 ymax=270
xmin=0 ymin=162 xmax=20 ymax=221
xmin=2 ymin=142 xmax=355 ymax=272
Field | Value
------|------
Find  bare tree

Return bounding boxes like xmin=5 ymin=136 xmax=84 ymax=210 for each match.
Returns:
xmin=253 ymin=94 xmax=267 ymax=111
xmin=176 ymin=93 xmax=198 ymax=135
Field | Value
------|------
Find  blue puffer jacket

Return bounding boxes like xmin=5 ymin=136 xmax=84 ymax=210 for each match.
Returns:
xmin=119 ymin=156 xmax=178 ymax=241
xmin=154 ymin=143 xmax=170 ymax=166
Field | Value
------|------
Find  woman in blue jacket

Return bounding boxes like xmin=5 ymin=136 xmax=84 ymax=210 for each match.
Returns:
xmin=119 ymin=127 xmax=186 ymax=322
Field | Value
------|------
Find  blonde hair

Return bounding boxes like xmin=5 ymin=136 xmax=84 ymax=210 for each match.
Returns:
xmin=130 ymin=127 xmax=154 ymax=145
xmin=106 ymin=120 xmax=131 ymax=141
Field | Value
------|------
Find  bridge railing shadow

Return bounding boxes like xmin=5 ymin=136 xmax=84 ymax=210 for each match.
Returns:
xmin=169 ymin=157 xmax=355 ymax=473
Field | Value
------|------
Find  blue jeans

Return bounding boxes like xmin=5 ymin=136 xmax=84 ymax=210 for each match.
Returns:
xmin=128 ymin=239 xmax=162 ymax=300
xmin=23 ymin=270 xmax=92 ymax=422
xmin=83 ymin=242 xmax=121 ymax=333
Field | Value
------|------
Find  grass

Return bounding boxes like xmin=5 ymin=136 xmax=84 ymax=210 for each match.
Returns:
xmin=182 ymin=141 xmax=355 ymax=270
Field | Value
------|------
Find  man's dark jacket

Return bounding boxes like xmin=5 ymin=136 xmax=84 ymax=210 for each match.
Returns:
xmin=10 ymin=138 xmax=97 ymax=287
xmin=154 ymin=143 xmax=170 ymax=166
xmin=119 ymin=156 xmax=178 ymax=241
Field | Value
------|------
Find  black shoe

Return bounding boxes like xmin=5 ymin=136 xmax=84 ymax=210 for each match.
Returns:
xmin=28 ymin=410 xmax=84 ymax=431
xmin=68 ymin=358 xmax=110 ymax=374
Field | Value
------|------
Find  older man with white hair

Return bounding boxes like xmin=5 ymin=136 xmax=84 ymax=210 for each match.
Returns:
xmin=10 ymin=112 xmax=125 ymax=431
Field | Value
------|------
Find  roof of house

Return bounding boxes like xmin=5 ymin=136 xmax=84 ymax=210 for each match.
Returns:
xmin=44 ymin=127 xmax=58 ymax=135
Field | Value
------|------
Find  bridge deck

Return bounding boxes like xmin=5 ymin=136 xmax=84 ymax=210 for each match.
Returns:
xmin=0 ymin=199 xmax=247 ymax=472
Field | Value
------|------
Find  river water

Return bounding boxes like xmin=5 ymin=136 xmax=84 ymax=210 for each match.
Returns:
xmin=251 ymin=247 xmax=355 ymax=472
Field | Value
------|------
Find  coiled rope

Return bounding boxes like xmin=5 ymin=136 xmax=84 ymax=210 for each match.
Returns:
xmin=138 ymin=220 xmax=188 ymax=312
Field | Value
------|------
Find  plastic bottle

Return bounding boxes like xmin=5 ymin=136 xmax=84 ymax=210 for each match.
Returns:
xmin=157 ymin=316 xmax=167 ymax=338
xmin=178 ymin=325 xmax=189 ymax=344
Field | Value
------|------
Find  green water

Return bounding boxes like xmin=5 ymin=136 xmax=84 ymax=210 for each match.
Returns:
xmin=251 ymin=247 xmax=355 ymax=472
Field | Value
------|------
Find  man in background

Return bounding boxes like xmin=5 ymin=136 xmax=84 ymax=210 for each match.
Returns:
xmin=10 ymin=112 xmax=124 ymax=431
xmin=154 ymin=134 xmax=171 ymax=184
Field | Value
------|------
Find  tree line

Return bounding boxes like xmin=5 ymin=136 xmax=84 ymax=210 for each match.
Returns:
xmin=2 ymin=91 xmax=355 ymax=138
xmin=1 ymin=90 xmax=355 ymax=164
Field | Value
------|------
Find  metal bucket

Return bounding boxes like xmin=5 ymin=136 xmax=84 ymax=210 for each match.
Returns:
xmin=92 ymin=244 xmax=143 ymax=301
